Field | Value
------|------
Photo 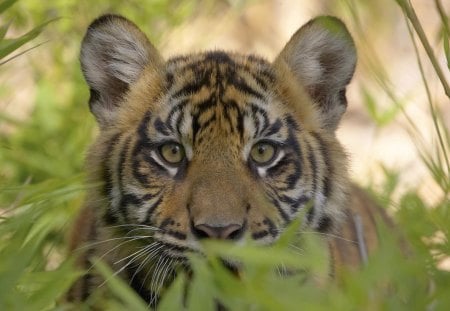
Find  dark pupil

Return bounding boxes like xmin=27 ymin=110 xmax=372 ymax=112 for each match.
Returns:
xmin=258 ymin=145 xmax=266 ymax=155
xmin=170 ymin=145 xmax=179 ymax=155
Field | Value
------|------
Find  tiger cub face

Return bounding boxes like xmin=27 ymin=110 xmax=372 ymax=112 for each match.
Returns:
xmin=80 ymin=14 xmax=355 ymax=277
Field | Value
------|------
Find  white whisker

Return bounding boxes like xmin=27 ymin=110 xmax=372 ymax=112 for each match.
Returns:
xmin=114 ymin=242 xmax=157 ymax=265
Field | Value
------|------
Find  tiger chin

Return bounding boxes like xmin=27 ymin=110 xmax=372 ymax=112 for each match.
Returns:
xmin=67 ymin=14 xmax=391 ymax=305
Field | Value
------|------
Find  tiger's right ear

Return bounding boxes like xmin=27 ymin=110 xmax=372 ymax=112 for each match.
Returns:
xmin=80 ymin=14 xmax=163 ymax=127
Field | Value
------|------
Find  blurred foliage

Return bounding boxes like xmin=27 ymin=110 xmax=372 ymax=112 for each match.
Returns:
xmin=0 ymin=0 xmax=450 ymax=310
xmin=0 ymin=0 xmax=55 ymax=65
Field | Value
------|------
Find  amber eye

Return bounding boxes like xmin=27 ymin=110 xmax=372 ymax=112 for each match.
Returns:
xmin=159 ymin=142 xmax=185 ymax=164
xmin=250 ymin=142 xmax=277 ymax=165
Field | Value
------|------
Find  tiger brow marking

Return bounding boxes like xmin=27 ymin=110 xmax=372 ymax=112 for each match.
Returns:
xmin=165 ymin=99 xmax=189 ymax=133
xmin=137 ymin=110 xmax=153 ymax=141
xmin=171 ymin=67 xmax=211 ymax=98
xmin=250 ymin=103 xmax=269 ymax=138
xmin=264 ymin=118 xmax=282 ymax=136
xmin=228 ymin=73 xmax=264 ymax=100
xmin=153 ymin=117 xmax=171 ymax=136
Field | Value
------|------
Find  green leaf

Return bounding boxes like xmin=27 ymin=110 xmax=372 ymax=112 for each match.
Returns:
xmin=443 ymin=28 xmax=450 ymax=71
xmin=362 ymin=86 xmax=404 ymax=127
xmin=0 ymin=19 xmax=55 ymax=61
xmin=158 ymin=273 xmax=186 ymax=310
xmin=187 ymin=255 xmax=216 ymax=311
xmin=0 ymin=0 xmax=17 ymax=14
xmin=0 ymin=21 xmax=11 ymax=40
xmin=21 ymin=260 xmax=81 ymax=310
xmin=93 ymin=259 xmax=148 ymax=311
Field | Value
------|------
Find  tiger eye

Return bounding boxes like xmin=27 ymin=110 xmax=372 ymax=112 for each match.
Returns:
xmin=250 ymin=142 xmax=276 ymax=165
xmin=159 ymin=143 xmax=185 ymax=164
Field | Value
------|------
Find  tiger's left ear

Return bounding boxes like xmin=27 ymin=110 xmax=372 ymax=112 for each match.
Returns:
xmin=275 ymin=16 xmax=356 ymax=131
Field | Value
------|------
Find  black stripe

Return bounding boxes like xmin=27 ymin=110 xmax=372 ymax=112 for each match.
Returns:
xmin=252 ymin=230 xmax=269 ymax=240
xmin=265 ymin=119 xmax=282 ymax=136
xmin=158 ymin=240 xmax=189 ymax=253
xmin=287 ymin=195 xmax=311 ymax=213
xmin=102 ymin=133 xmax=122 ymax=225
xmin=251 ymin=73 xmax=268 ymax=90
xmin=159 ymin=218 xmax=186 ymax=239
xmin=166 ymin=230 xmax=187 ymax=240
xmin=160 ymin=217 xmax=174 ymax=229
xmin=262 ymin=217 xmax=278 ymax=237
xmin=117 ymin=135 xmax=132 ymax=190
xmin=165 ymin=71 xmax=174 ymax=90
xmin=306 ymin=208 xmax=315 ymax=224
xmin=229 ymin=75 xmax=264 ymax=100
xmin=172 ymin=70 xmax=211 ymax=98
xmin=284 ymin=115 xmax=301 ymax=132
xmin=126 ymin=265 xmax=158 ymax=306
xmin=167 ymin=55 xmax=190 ymax=65
xmin=311 ymin=131 xmax=332 ymax=198
xmin=317 ymin=215 xmax=332 ymax=232
xmin=166 ymin=99 xmax=189 ymax=132
xmin=191 ymin=95 xmax=216 ymax=142
xmin=204 ymin=51 xmax=235 ymax=64
xmin=143 ymin=196 xmax=163 ymax=224
xmin=269 ymin=122 xmax=303 ymax=190
xmin=119 ymin=193 xmax=143 ymax=219
xmin=305 ymin=139 xmax=318 ymax=194
xmin=269 ymin=196 xmax=290 ymax=222
xmin=250 ymin=104 xmax=269 ymax=137
xmin=137 ymin=111 xmax=152 ymax=140
xmin=154 ymin=117 xmax=171 ymax=136
xmin=102 ymin=133 xmax=121 ymax=197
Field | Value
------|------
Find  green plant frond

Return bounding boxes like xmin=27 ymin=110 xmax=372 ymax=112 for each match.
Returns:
xmin=92 ymin=259 xmax=148 ymax=311
xmin=0 ymin=20 xmax=12 ymax=40
xmin=361 ymin=86 xmax=406 ymax=127
xmin=0 ymin=18 xmax=56 ymax=61
xmin=0 ymin=0 xmax=17 ymax=14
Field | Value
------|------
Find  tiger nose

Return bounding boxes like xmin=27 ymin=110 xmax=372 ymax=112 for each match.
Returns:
xmin=193 ymin=223 xmax=244 ymax=240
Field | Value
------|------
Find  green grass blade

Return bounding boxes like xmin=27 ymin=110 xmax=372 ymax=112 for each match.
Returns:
xmin=157 ymin=274 xmax=186 ymax=310
xmin=0 ymin=19 xmax=55 ymax=61
xmin=93 ymin=259 xmax=148 ymax=311
xmin=0 ymin=0 xmax=17 ymax=14
xmin=0 ymin=21 xmax=11 ymax=40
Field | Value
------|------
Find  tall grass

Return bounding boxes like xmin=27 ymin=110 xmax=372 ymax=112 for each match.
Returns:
xmin=0 ymin=0 xmax=449 ymax=310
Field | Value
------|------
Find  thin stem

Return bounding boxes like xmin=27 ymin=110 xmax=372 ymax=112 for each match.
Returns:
xmin=435 ymin=0 xmax=449 ymax=35
xmin=404 ymin=10 xmax=450 ymax=191
xmin=398 ymin=0 xmax=450 ymax=99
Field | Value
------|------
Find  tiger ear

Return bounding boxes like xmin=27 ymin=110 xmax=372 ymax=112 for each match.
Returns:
xmin=80 ymin=14 xmax=163 ymax=127
xmin=275 ymin=16 xmax=356 ymax=131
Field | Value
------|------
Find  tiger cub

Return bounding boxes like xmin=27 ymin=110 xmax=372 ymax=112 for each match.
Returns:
xmin=68 ymin=14 xmax=390 ymax=304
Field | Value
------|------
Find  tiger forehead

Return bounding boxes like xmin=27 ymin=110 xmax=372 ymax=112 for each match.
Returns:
xmin=155 ymin=51 xmax=282 ymax=147
xmin=165 ymin=51 xmax=276 ymax=102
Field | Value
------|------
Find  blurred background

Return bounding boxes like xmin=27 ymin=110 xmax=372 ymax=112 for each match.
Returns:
xmin=1 ymin=0 xmax=448 ymax=200
xmin=0 ymin=0 xmax=449 ymax=309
